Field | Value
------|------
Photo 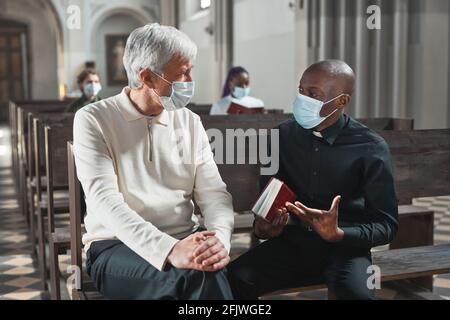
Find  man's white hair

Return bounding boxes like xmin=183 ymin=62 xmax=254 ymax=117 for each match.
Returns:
xmin=123 ymin=23 xmax=198 ymax=89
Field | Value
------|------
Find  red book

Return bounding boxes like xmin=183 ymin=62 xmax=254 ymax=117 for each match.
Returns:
xmin=252 ymin=178 xmax=297 ymax=223
xmin=228 ymin=102 xmax=265 ymax=115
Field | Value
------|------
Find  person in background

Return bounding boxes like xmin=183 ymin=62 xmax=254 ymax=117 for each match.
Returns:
xmin=210 ymin=66 xmax=264 ymax=115
xmin=66 ymin=68 xmax=102 ymax=113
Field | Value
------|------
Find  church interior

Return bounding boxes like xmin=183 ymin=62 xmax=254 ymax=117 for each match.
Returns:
xmin=0 ymin=0 xmax=450 ymax=301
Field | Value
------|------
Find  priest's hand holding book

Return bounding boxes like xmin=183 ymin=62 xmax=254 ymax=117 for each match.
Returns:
xmin=251 ymin=178 xmax=295 ymax=240
xmin=254 ymin=208 xmax=289 ymax=240
xmin=252 ymin=178 xmax=344 ymax=242
xmin=285 ymin=196 xmax=345 ymax=243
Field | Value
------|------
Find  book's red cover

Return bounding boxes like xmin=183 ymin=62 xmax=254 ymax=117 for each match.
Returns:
xmin=228 ymin=102 xmax=265 ymax=115
xmin=256 ymin=178 xmax=297 ymax=223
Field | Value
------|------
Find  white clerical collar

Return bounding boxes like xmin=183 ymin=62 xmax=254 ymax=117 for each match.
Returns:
xmin=312 ymin=131 xmax=323 ymax=138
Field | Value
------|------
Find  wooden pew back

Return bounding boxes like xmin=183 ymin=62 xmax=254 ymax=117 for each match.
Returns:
xmin=44 ymin=123 xmax=74 ymax=234
xmin=67 ymin=141 xmax=85 ymax=298
xmin=31 ymin=113 xmax=75 ymax=178
xmin=187 ymin=104 xmax=212 ymax=115
xmin=45 ymin=124 xmax=74 ymax=188
xmin=379 ymin=129 xmax=450 ymax=204
xmin=200 ymin=114 xmax=414 ymax=131
xmin=16 ymin=102 xmax=69 ymax=170
xmin=199 ymin=125 xmax=444 ymax=213
xmin=359 ymin=118 xmax=414 ymax=131
xmin=13 ymin=102 xmax=69 ymax=218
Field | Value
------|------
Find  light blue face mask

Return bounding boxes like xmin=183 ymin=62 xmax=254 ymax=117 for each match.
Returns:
xmin=84 ymin=83 xmax=102 ymax=97
xmin=293 ymin=93 xmax=347 ymax=129
xmin=232 ymin=86 xmax=251 ymax=99
xmin=153 ymin=72 xmax=195 ymax=112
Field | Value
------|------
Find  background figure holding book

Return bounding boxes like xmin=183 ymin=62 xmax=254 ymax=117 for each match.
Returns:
xmin=228 ymin=60 xmax=399 ymax=300
xmin=210 ymin=66 xmax=265 ymax=115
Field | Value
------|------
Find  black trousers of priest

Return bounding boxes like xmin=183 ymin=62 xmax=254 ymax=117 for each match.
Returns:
xmin=227 ymin=224 xmax=375 ymax=300
xmin=86 ymin=240 xmax=234 ymax=300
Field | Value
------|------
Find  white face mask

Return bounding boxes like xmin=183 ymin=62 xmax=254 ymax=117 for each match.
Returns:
xmin=153 ymin=72 xmax=195 ymax=112
xmin=84 ymin=83 xmax=102 ymax=97
xmin=292 ymin=93 xmax=347 ymax=129
xmin=232 ymin=86 xmax=251 ymax=99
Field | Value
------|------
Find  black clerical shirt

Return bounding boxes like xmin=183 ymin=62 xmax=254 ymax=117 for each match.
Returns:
xmin=261 ymin=114 xmax=399 ymax=249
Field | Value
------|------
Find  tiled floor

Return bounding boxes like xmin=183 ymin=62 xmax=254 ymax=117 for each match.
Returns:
xmin=0 ymin=127 xmax=42 ymax=300
xmin=1 ymin=124 xmax=450 ymax=300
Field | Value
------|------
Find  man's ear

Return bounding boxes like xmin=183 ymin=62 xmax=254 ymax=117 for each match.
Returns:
xmin=139 ymin=69 xmax=155 ymax=88
xmin=337 ymin=94 xmax=351 ymax=109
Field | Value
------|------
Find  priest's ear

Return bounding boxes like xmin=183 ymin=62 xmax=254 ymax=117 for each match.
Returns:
xmin=336 ymin=94 xmax=351 ymax=109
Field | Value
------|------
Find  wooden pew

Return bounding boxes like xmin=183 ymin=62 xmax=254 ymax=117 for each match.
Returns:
xmin=27 ymin=113 xmax=74 ymax=258
xmin=13 ymin=102 xmax=69 ymax=221
xmin=198 ymin=115 xmax=415 ymax=221
xmin=262 ymin=244 xmax=450 ymax=298
xmin=31 ymin=114 xmax=74 ymax=298
xmin=67 ymin=142 xmax=104 ymax=300
xmin=187 ymin=103 xmax=212 ymax=115
xmin=9 ymin=100 xmax=68 ymax=184
xmin=43 ymin=124 xmax=74 ymax=300
xmin=359 ymin=118 xmax=414 ymax=131
xmin=10 ymin=100 xmax=69 ymax=177
xmin=200 ymin=114 xmax=414 ymax=131
xmin=379 ymin=130 xmax=450 ymax=288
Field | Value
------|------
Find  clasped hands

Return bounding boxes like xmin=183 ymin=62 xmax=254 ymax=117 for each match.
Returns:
xmin=167 ymin=231 xmax=230 ymax=272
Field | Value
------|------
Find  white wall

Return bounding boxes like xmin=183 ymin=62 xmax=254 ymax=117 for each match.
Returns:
xmin=412 ymin=0 xmax=450 ymax=129
xmin=233 ymin=0 xmax=297 ymax=112
xmin=178 ymin=0 xmax=220 ymax=104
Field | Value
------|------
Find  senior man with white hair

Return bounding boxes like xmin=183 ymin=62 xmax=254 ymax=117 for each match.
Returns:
xmin=73 ymin=23 xmax=235 ymax=300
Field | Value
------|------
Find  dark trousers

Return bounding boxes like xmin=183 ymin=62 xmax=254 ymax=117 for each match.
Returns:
xmin=86 ymin=240 xmax=234 ymax=300
xmin=228 ymin=225 xmax=375 ymax=300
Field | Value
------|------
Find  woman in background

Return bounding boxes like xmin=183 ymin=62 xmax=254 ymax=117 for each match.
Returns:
xmin=66 ymin=68 xmax=102 ymax=113
xmin=210 ymin=66 xmax=264 ymax=115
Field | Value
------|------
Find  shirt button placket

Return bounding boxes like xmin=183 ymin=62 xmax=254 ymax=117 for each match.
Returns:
xmin=311 ymin=140 xmax=320 ymax=200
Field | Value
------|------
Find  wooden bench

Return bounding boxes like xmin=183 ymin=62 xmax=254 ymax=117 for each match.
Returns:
xmin=31 ymin=115 xmax=74 ymax=299
xmin=9 ymin=100 xmax=69 ymax=179
xmin=200 ymin=114 xmax=413 ymax=130
xmin=8 ymin=100 xmax=69 ymax=187
xmin=27 ymin=113 xmax=74 ymax=263
xmin=12 ymin=102 xmax=69 ymax=222
xmin=187 ymin=103 xmax=213 ymax=115
xmin=262 ymin=244 xmax=450 ymax=298
xmin=67 ymin=142 xmax=103 ymax=300
xmin=42 ymin=124 xmax=74 ymax=300
xmin=187 ymin=104 xmax=286 ymax=115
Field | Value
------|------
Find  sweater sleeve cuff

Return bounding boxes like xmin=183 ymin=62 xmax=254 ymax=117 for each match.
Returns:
xmin=214 ymin=231 xmax=231 ymax=254
xmin=149 ymin=234 xmax=179 ymax=272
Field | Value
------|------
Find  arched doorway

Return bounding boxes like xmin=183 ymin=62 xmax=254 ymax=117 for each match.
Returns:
xmin=0 ymin=0 xmax=63 ymax=123
xmin=0 ymin=19 xmax=30 ymax=122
